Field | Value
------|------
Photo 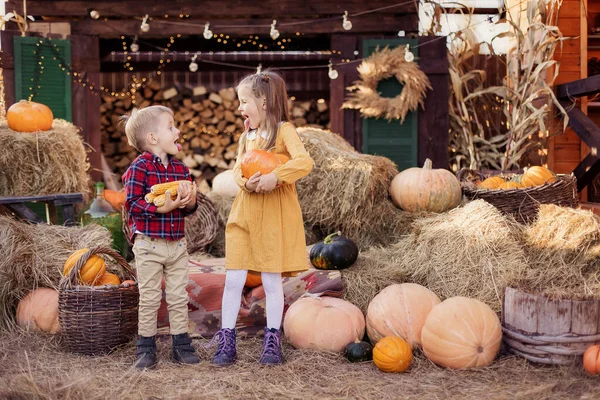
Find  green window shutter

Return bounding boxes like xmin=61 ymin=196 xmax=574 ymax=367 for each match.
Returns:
xmin=362 ymin=39 xmax=418 ymax=172
xmin=14 ymin=36 xmax=72 ymax=121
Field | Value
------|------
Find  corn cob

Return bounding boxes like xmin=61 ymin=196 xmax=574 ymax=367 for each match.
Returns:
xmin=150 ymin=180 xmax=188 ymax=195
xmin=144 ymin=193 xmax=156 ymax=203
xmin=153 ymin=194 xmax=168 ymax=207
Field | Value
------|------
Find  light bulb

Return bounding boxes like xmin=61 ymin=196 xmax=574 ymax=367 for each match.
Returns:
xmin=342 ymin=11 xmax=352 ymax=31
xmin=130 ymin=42 xmax=139 ymax=52
xmin=90 ymin=10 xmax=100 ymax=20
xmin=203 ymin=23 xmax=213 ymax=39
xmin=140 ymin=14 xmax=150 ymax=33
xmin=397 ymin=30 xmax=405 ymax=37
xmin=189 ymin=61 xmax=198 ymax=72
xmin=270 ymin=20 xmax=280 ymax=40
xmin=404 ymin=44 xmax=415 ymax=62
xmin=328 ymin=62 xmax=338 ymax=80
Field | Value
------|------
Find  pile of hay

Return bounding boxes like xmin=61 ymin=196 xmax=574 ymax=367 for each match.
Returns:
xmin=0 ymin=120 xmax=91 ymax=199
xmin=0 ymin=215 xmax=112 ymax=329
xmin=343 ymin=200 xmax=526 ymax=313
xmin=296 ymin=127 xmax=418 ymax=249
xmin=1 ymin=330 xmax=599 ymax=400
xmin=514 ymin=205 xmax=600 ymax=299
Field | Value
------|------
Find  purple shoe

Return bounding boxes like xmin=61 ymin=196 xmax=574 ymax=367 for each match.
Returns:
xmin=209 ymin=328 xmax=237 ymax=366
xmin=259 ymin=327 xmax=283 ymax=365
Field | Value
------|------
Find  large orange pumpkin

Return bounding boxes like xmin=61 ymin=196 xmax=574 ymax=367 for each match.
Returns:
xmin=95 ymin=272 xmax=121 ymax=286
xmin=283 ymin=295 xmax=365 ymax=353
xmin=478 ymin=176 xmax=505 ymax=189
xmin=7 ymin=100 xmax=54 ymax=132
xmin=245 ymin=271 xmax=262 ymax=288
xmin=498 ymin=181 xmax=522 ymax=190
xmin=389 ymin=159 xmax=462 ymax=213
xmin=373 ymin=336 xmax=413 ymax=373
xmin=241 ymin=149 xmax=290 ymax=179
xmin=104 ymin=189 xmax=126 ymax=211
xmin=366 ymin=283 xmax=440 ymax=348
xmin=421 ymin=296 xmax=502 ymax=369
xmin=63 ymin=248 xmax=106 ymax=285
xmin=520 ymin=166 xmax=556 ymax=187
xmin=583 ymin=344 xmax=600 ymax=375
xmin=16 ymin=288 xmax=60 ymax=334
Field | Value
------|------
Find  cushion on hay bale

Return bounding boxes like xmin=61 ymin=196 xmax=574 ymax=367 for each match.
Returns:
xmin=156 ymin=258 xmax=344 ymax=337
xmin=0 ymin=120 xmax=91 ymax=199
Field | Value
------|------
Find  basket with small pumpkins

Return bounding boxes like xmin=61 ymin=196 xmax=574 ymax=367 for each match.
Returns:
xmin=58 ymin=246 xmax=139 ymax=355
xmin=457 ymin=166 xmax=578 ymax=223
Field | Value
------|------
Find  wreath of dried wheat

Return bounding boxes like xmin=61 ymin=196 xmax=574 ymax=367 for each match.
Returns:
xmin=342 ymin=46 xmax=432 ymax=123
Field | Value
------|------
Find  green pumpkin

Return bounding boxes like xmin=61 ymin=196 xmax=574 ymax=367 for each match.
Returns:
xmin=309 ymin=231 xmax=359 ymax=270
xmin=344 ymin=339 xmax=373 ymax=363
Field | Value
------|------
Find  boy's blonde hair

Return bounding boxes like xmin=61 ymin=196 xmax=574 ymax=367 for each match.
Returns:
xmin=120 ymin=106 xmax=173 ymax=152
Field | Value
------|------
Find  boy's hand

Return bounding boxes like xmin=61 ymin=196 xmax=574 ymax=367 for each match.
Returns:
xmin=180 ymin=182 xmax=197 ymax=209
xmin=156 ymin=189 xmax=182 ymax=213
xmin=245 ymin=172 xmax=261 ymax=192
xmin=255 ymin=173 xmax=278 ymax=194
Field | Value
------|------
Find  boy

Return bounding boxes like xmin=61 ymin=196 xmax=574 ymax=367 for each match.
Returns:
xmin=122 ymin=105 xmax=199 ymax=369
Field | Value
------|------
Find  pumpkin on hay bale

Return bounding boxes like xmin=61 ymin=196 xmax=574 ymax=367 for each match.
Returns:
xmin=0 ymin=215 xmax=113 ymax=330
xmin=296 ymin=127 xmax=421 ymax=249
xmin=0 ymin=119 xmax=91 ymax=199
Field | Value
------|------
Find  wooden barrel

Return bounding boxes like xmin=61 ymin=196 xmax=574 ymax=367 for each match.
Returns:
xmin=502 ymin=287 xmax=600 ymax=365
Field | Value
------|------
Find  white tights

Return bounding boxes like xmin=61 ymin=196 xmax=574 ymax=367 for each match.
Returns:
xmin=220 ymin=269 xmax=284 ymax=330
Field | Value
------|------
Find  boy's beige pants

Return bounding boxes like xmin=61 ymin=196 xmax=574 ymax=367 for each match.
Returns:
xmin=133 ymin=235 xmax=190 ymax=337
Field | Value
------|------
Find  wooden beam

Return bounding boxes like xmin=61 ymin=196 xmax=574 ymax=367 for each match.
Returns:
xmin=573 ymin=153 xmax=600 ymax=191
xmin=561 ymin=102 xmax=600 ymax=150
xmin=556 ymin=75 xmax=600 ymax=99
xmin=69 ymin=15 xmax=418 ymax=37
xmin=8 ymin=0 xmax=417 ymax=17
xmin=102 ymin=51 xmax=332 ymax=63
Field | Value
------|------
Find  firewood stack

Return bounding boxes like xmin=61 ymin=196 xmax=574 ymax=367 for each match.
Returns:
xmin=101 ymin=80 xmax=330 ymax=191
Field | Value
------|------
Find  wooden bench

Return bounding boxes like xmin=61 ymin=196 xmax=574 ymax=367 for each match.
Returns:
xmin=0 ymin=193 xmax=84 ymax=226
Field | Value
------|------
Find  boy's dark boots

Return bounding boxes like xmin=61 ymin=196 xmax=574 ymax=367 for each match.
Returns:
xmin=210 ymin=328 xmax=237 ymax=366
xmin=134 ymin=335 xmax=158 ymax=370
xmin=172 ymin=333 xmax=200 ymax=364
xmin=259 ymin=327 xmax=283 ymax=365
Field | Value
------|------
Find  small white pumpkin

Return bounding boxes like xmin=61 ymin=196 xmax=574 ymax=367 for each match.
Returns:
xmin=212 ymin=169 xmax=240 ymax=197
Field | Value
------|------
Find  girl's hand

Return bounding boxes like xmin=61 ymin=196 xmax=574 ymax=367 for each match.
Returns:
xmin=245 ymin=172 xmax=261 ymax=192
xmin=255 ymin=173 xmax=278 ymax=194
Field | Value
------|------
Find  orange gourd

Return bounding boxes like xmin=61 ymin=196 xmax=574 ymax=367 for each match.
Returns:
xmin=389 ymin=159 xmax=462 ymax=213
xmin=63 ymin=248 xmax=106 ymax=285
xmin=241 ymin=149 xmax=290 ymax=179
xmin=16 ymin=288 xmax=60 ymax=334
xmin=366 ymin=283 xmax=440 ymax=348
xmin=520 ymin=166 xmax=556 ymax=187
xmin=283 ymin=295 xmax=365 ymax=353
xmin=373 ymin=336 xmax=413 ymax=373
xmin=104 ymin=189 xmax=126 ymax=211
xmin=583 ymin=345 xmax=600 ymax=375
xmin=7 ymin=100 xmax=54 ymax=132
xmin=478 ymin=176 xmax=505 ymax=189
xmin=421 ymin=296 xmax=502 ymax=369
xmin=498 ymin=181 xmax=522 ymax=190
xmin=245 ymin=271 xmax=262 ymax=288
xmin=95 ymin=272 xmax=121 ymax=286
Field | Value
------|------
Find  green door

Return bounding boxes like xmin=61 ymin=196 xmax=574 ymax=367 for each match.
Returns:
xmin=14 ymin=36 xmax=72 ymax=121
xmin=362 ymin=39 xmax=418 ymax=171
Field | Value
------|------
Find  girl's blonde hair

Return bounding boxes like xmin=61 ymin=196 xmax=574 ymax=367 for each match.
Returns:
xmin=120 ymin=105 xmax=173 ymax=152
xmin=236 ymin=69 xmax=290 ymax=150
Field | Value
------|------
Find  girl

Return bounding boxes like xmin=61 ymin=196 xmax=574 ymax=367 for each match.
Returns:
xmin=211 ymin=69 xmax=314 ymax=366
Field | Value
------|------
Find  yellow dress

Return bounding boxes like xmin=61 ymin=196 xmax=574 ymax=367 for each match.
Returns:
xmin=225 ymin=122 xmax=314 ymax=273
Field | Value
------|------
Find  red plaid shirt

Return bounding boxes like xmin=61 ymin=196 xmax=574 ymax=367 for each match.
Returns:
xmin=122 ymin=151 xmax=196 ymax=241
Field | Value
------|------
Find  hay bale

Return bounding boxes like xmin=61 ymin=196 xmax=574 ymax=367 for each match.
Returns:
xmin=0 ymin=216 xmax=112 ymax=330
xmin=296 ymin=127 xmax=417 ymax=249
xmin=0 ymin=120 xmax=91 ymax=199
xmin=515 ymin=205 xmax=600 ymax=299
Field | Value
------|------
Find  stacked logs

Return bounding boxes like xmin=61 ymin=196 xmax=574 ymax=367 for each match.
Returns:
xmin=100 ymin=80 xmax=330 ymax=190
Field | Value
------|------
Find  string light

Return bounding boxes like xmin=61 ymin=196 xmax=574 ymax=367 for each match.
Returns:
xmin=270 ymin=20 xmax=280 ymax=40
xmin=342 ymin=11 xmax=352 ymax=31
xmin=189 ymin=54 xmax=199 ymax=72
xmin=404 ymin=43 xmax=414 ymax=62
xmin=257 ymin=63 xmax=263 ymax=74
xmin=140 ymin=14 xmax=150 ymax=33
xmin=130 ymin=35 xmax=139 ymax=53
xmin=327 ymin=60 xmax=338 ymax=80
xmin=397 ymin=30 xmax=405 ymax=37
xmin=89 ymin=10 xmax=100 ymax=20
xmin=203 ymin=23 xmax=213 ymax=39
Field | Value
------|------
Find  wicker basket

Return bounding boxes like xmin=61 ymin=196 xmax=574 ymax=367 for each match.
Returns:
xmin=58 ymin=247 xmax=139 ymax=356
xmin=457 ymin=169 xmax=578 ymax=223
xmin=122 ymin=190 xmax=219 ymax=253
